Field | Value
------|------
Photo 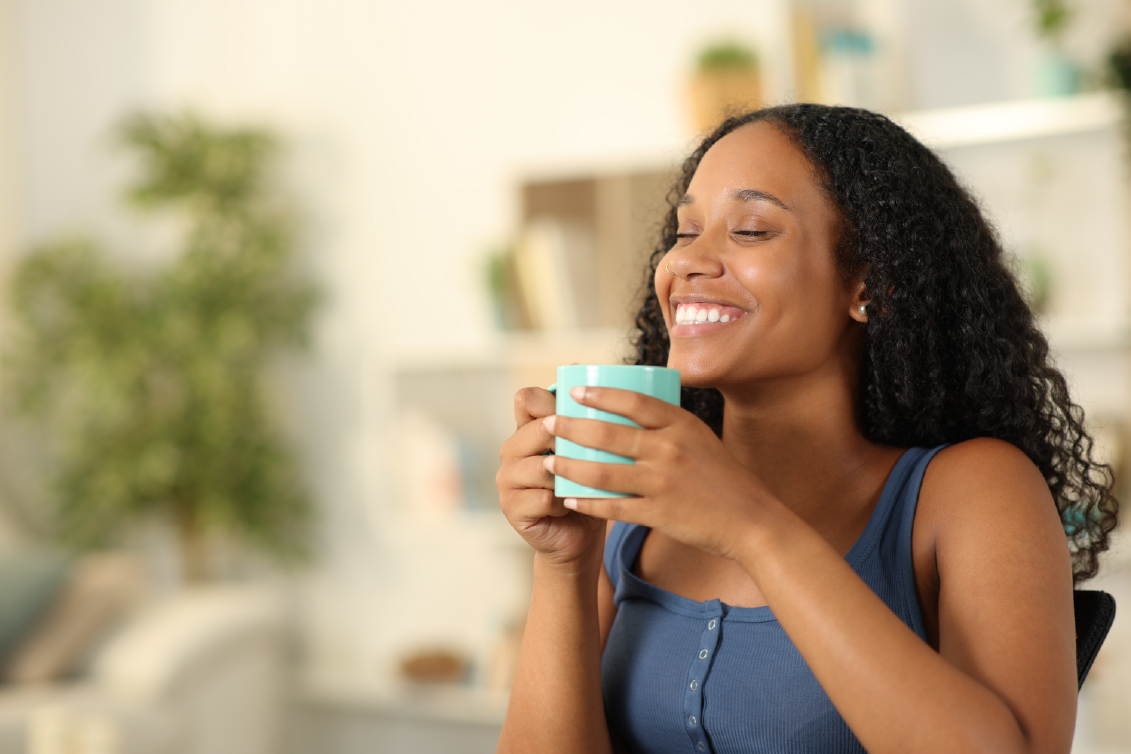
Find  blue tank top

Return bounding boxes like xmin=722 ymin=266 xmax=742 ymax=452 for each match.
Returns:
xmin=601 ymin=446 xmax=945 ymax=754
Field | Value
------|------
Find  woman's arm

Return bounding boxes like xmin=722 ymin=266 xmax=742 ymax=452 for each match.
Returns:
xmin=498 ymin=550 xmax=615 ymax=753
xmin=550 ymin=388 xmax=1077 ymax=754
xmin=732 ymin=438 xmax=1076 ymax=753
xmin=495 ymin=388 xmax=617 ymax=754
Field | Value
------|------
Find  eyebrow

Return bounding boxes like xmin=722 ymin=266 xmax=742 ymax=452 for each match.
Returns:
xmin=677 ymin=189 xmax=791 ymax=212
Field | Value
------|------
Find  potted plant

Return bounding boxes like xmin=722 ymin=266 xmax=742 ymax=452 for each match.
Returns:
xmin=1032 ymin=0 xmax=1081 ymax=96
xmin=687 ymin=42 xmax=762 ymax=134
xmin=4 ymin=113 xmax=319 ymax=581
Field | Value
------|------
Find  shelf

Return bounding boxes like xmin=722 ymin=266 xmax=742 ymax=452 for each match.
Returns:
xmin=300 ymin=674 xmax=509 ymax=727
xmin=385 ymin=327 xmax=635 ymax=373
xmin=892 ymin=93 xmax=1123 ymax=150
xmin=509 ymin=93 xmax=1124 ymax=182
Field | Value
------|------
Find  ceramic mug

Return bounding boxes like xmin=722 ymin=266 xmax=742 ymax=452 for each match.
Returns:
xmin=548 ymin=364 xmax=681 ymax=498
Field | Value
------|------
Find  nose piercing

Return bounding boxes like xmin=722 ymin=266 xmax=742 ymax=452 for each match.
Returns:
xmin=666 ymin=261 xmax=674 ymax=275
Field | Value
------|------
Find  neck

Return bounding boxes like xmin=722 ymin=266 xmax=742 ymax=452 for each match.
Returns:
xmin=717 ymin=369 xmax=896 ymax=528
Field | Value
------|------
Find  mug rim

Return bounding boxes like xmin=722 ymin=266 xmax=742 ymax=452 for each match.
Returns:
xmin=557 ymin=364 xmax=678 ymax=372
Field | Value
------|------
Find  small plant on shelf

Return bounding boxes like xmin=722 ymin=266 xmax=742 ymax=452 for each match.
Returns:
xmin=5 ymin=113 xmax=319 ymax=581
xmin=1033 ymin=0 xmax=1072 ymax=45
xmin=1030 ymin=0 xmax=1081 ymax=96
xmin=687 ymin=41 xmax=762 ymax=134
xmin=697 ymin=43 xmax=758 ymax=73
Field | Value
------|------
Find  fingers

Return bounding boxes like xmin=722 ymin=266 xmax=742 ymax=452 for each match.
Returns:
xmin=567 ymin=386 xmax=678 ymax=429
xmin=496 ymin=454 xmax=554 ymax=493
xmin=500 ymin=405 xmax=556 ymax=461
xmin=514 ymin=386 xmax=556 ymax=427
xmin=544 ymin=414 xmax=648 ymax=460
xmin=543 ymin=454 xmax=646 ymax=497
xmin=563 ymin=495 xmax=647 ymax=525
xmin=500 ymin=485 xmax=572 ymax=524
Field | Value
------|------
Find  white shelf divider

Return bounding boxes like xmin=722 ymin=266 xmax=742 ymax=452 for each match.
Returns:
xmin=894 ymin=92 xmax=1123 ymax=150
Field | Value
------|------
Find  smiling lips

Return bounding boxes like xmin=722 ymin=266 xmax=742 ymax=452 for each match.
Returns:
xmin=674 ymin=302 xmax=747 ymax=326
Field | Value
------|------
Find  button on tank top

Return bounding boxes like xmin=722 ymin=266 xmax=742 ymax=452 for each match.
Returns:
xmin=601 ymin=446 xmax=946 ymax=754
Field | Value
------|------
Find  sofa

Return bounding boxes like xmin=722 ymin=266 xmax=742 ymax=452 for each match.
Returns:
xmin=0 ymin=583 xmax=287 ymax=754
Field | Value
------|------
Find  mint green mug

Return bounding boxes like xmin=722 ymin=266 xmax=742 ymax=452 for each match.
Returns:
xmin=548 ymin=364 xmax=681 ymax=498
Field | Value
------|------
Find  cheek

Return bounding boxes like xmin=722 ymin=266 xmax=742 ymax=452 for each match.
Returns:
xmin=654 ymin=266 xmax=672 ymax=321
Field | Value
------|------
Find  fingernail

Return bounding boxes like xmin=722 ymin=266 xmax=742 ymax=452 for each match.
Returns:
xmin=563 ymin=498 xmax=578 ymax=510
xmin=542 ymin=455 xmax=555 ymax=473
xmin=542 ymin=415 xmax=556 ymax=434
xmin=570 ymin=386 xmax=586 ymax=401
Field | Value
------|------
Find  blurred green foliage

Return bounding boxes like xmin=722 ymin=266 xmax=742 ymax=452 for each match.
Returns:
xmin=1109 ymin=39 xmax=1131 ymax=93
xmin=5 ymin=114 xmax=318 ymax=579
xmin=1033 ymin=0 xmax=1072 ymax=43
xmin=696 ymin=42 xmax=758 ymax=73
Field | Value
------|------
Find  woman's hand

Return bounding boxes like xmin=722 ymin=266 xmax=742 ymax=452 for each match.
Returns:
xmin=543 ymin=385 xmax=771 ymax=560
xmin=497 ymin=387 xmax=606 ymax=570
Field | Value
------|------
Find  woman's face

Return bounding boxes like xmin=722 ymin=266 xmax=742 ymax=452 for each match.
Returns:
xmin=657 ymin=121 xmax=866 ymax=391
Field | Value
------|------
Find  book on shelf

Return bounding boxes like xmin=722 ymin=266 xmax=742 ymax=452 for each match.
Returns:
xmin=512 ymin=215 xmax=600 ymax=331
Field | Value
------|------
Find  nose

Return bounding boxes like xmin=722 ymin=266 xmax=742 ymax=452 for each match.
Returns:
xmin=664 ymin=231 xmax=726 ymax=280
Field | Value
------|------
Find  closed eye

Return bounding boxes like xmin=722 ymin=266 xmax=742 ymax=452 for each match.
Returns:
xmin=734 ymin=230 xmax=769 ymax=237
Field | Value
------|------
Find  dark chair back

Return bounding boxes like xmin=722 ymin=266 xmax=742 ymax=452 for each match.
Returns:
xmin=1075 ymin=590 xmax=1116 ymax=689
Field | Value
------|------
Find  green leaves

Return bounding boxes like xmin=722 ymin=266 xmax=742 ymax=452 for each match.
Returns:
xmin=696 ymin=42 xmax=759 ymax=73
xmin=1033 ymin=0 xmax=1072 ymax=43
xmin=6 ymin=114 xmax=318 ymax=574
xmin=121 ymin=113 xmax=274 ymax=215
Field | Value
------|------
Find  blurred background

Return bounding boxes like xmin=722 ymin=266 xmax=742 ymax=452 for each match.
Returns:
xmin=0 ymin=0 xmax=1130 ymax=752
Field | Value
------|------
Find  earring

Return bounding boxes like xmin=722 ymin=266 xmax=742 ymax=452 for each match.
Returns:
xmin=858 ymin=305 xmax=866 ymax=313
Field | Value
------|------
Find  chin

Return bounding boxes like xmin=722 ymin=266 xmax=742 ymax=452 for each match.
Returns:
xmin=666 ymin=357 xmax=722 ymax=388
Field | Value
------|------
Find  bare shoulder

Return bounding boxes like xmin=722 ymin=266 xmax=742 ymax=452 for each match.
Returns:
xmin=917 ymin=438 xmax=1058 ymax=539
xmin=914 ymin=438 xmax=1076 ymax=744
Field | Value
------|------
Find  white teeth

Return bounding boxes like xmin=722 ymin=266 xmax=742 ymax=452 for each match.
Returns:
xmin=674 ymin=303 xmax=740 ymax=325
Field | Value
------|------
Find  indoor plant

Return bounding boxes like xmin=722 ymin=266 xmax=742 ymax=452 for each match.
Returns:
xmin=687 ymin=42 xmax=762 ymax=134
xmin=4 ymin=113 xmax=318 ymax=581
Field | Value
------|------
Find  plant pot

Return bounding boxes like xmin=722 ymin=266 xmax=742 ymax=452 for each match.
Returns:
xmin=687 ymin=69 xmax=762 ymax=134
xmin=1035 ymin=48 xmax=1082 ymax=97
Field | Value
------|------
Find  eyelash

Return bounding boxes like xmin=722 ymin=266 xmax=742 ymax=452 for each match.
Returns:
xmin=675 ymin=230 xmax=768 ymax=238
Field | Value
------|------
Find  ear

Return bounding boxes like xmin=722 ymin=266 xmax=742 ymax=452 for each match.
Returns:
xmin=848 ymin=279 xmax=870 ymax=323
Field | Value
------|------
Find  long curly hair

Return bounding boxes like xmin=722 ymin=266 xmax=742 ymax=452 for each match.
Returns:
xmin=632 ymin=103 xmax=1118 ymax=583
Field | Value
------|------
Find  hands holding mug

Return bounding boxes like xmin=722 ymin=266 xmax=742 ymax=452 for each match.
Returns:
xmin=497 ymin=365 xmax=768 ymax=566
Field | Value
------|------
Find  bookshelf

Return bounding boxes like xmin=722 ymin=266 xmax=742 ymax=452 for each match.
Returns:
xmin=387 ymin=89 xmax=1131 ymax=521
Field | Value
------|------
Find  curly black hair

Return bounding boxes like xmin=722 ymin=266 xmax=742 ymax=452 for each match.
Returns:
xmin=631 ymin=103 xmax=1118 ymax=583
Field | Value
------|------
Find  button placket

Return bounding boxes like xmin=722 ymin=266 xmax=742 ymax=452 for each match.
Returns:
xmin=682 ymin=600 xmax=723 ymax=754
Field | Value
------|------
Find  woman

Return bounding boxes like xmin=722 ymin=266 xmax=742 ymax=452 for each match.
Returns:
xmin=495 ymin=104 xmax=1117 ymax=753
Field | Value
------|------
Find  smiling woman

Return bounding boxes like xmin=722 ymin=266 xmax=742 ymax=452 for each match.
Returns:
xmin=495 ymin=104 xmax=1118 ymax=754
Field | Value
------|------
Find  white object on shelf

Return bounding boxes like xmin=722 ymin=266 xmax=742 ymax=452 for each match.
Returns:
xmin=894 ymin=92 xmax=1122 ymax=150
